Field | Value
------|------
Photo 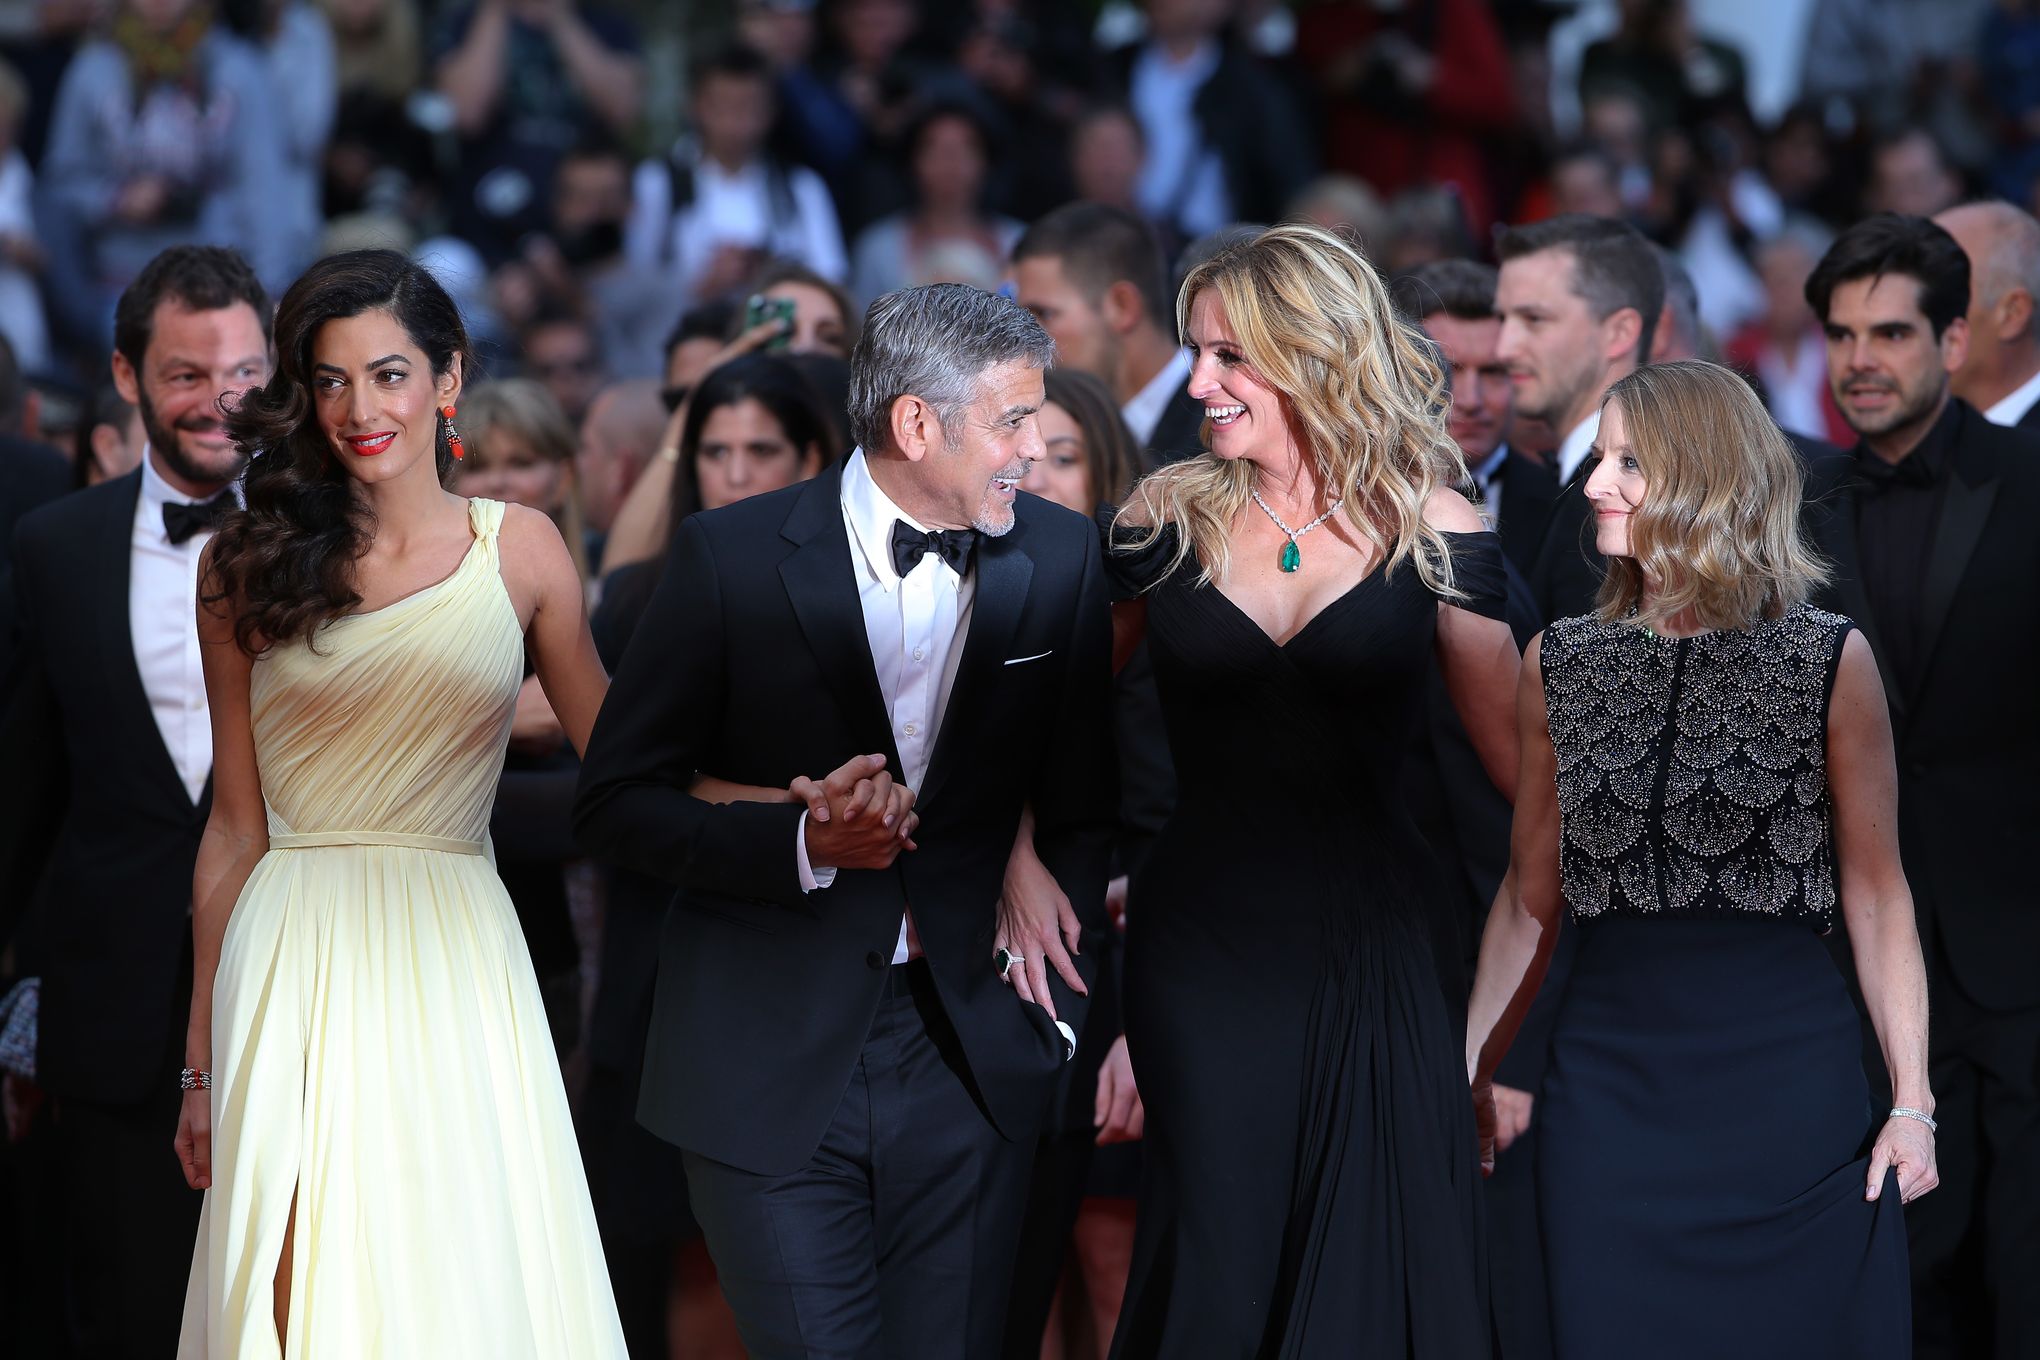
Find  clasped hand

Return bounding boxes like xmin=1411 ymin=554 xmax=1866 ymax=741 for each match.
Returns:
xmin=1866 ymin=1114 xmax=1938 ymax=1204
xmin=793 ymin=754 xmax=919 ymax=871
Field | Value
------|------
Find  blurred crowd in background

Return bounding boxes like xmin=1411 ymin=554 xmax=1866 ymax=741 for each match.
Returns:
xmin=0 ymin=0 xmax=2033 ymax=431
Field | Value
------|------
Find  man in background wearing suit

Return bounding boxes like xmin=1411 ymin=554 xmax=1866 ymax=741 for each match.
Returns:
xmin=575 ymin=284 xmax=1115 ymax=1359
xmin=1395 ymin=259 xmax=1558 ymax=576
xmin=1495 ymin=214 xmax=1664 ymax=625
xmin=1011 ymin=202 xmax=1205 ymax=466
xmin=1802 ymin=214 xmax=2040 ymax=1360
xmin=0 ymin=245 xmax=271 ymax=1357
xmin=1936 ymin=199 xmax=2040 ymax=432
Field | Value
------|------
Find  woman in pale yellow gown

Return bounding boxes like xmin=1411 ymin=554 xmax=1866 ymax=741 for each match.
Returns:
xmin=173 ymin=250 xmax=624 ymax=1357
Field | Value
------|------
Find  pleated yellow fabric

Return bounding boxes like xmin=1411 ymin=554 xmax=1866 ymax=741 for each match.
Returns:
xmin=179 ymin=499 xmax=626 ymax=1359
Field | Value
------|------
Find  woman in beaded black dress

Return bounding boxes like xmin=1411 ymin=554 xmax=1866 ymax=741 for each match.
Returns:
xmin=1466 ymin=360 xmax=1936 ymax=1359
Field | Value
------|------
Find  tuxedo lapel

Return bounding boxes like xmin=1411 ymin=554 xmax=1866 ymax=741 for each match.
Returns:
xmin=921 ymin=528 xmax=1033 ymax=808
xmin=1911 ymin=433 xmax=2001 ymax=709
xmin=777 ymin=464 xmax=905 ymax=779
xmin=1805 ymin=465 xmax=1904 ymax=717
xmin=93 ymin=471 xmax=196 ymax=810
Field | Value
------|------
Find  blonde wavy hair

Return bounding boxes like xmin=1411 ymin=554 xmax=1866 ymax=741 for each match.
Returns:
xmin=1597 ymin=360 xmax=1830 ymax=632
xmin=1118 ymin=222 xmax=1466 ymax=595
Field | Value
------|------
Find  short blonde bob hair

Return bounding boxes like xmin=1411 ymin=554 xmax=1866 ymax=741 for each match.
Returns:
xmin=1596 ymin=360 xmax=1829 ymax=633
xmin=1118 ymin=222 xmax=1465 ymax=596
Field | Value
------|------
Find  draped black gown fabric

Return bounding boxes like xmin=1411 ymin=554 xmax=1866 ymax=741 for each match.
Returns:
xmin=1104 ymin=523 xmax=1507 ymax=1359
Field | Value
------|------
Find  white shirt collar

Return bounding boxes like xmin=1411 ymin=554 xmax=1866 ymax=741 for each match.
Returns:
xmin=1470 ymin=442 xmax=1509 ymax=486
xmin=1556 ymin=409 xmax=1602 ymax=486
xmin=842 ymin=448 xmax=932 ymax=594
xmin=1120 ymin=347 xmax=1193 ymax=448
xmin=136 ymin=446 xmax=240 ymax=534
xmin=1984 ymin=364 xmax=2040 ymax=427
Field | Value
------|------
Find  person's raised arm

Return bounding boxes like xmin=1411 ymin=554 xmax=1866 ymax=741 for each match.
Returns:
xmin=542 ymin=2 xmax=643 ymax=135
xmin=1463 ymin=634 xmax=1565 ymax=1173
xmin=175 ymin=550 xmax=270 ymax=1191
xmin=436 ymin=0 xmax=513 ymax=137
xmin=1828 ymin=630 xmax=1937 ymax=1204
xmin=597 ymin=320 xmax=791 ymax=579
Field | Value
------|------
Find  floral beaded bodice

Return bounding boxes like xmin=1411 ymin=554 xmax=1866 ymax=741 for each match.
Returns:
xmin=1539 ymin=604 xmax=1855 ymax=930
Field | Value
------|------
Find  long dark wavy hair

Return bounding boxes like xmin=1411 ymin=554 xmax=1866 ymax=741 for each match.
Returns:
xmin=206 ymin=250 xmax=474 ymax=654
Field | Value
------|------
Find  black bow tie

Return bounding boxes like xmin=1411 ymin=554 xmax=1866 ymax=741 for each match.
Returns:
xmin=890 ymin=520 xmax=976 ymax=579
xmin=162 ymin=492 xmax=236 ymax=545
xmin=1855 ymin=451 xmax=1936 ymax=494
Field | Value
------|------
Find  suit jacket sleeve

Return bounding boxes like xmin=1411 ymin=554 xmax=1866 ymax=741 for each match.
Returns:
xmin=1027 ymin=533 xmax=1118 ymax=950
xmin=1530 ymin=487 xmax=1603 ymax=625
xmin=572 ymin=516 xmax=807 ymax=907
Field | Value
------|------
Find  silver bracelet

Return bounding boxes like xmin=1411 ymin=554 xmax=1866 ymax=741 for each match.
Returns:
xmin=1889 ymin=1106 xmax=1936 ymax=1133
xmin=179 ymin=1067 xmax=211 ymax=1092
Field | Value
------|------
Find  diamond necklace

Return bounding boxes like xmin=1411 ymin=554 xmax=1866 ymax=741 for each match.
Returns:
xmin=1249 ymin=487 xmax=1344 ymax=573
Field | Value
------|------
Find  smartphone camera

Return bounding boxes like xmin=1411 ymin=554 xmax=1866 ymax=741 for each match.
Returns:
xmin=746 ymin=294 xmax=798 ymax=352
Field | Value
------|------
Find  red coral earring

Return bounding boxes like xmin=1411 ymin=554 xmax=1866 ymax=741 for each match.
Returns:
xmin=441 ymin=404 xmax=463 ymax=460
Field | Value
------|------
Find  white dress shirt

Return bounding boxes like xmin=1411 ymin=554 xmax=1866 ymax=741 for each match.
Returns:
xmin=1469 ymin=444 xmax=1509 ymax=529
xmin=131 ymin=452 xmax=230 ymax=805
xmin=1556 ymin=408 xmax=1602 ymax=488
xmin=1984 ymin=364 xmax=2040 ymax=429
xmin=1130 ymin=39 xmax=1231 ymax=238
xmin=1120 ymin=348 xmax=1193 ymax=450
xmin=627 ymin=149 xmax=847 ymax=306
xmin=798 ymin=450 xmax=976 ymax=962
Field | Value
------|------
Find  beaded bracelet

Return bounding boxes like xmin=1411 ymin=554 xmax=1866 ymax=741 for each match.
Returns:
xmin=179 ymin=1067 xmax=211 ymax=1092
xmin=1889 ymin=1106 xmax=1937 ymax=1134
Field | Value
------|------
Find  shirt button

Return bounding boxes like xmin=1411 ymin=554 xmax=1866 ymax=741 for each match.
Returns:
xmin=865 ymin=950 xmax=885 ymax=970
xmin=913 ymin=647 xmax=925 ymax=662
xmin=903 ymin=722 xmax=918 ymax=737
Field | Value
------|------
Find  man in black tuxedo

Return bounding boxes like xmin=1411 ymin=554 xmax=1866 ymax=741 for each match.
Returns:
xmin=0 ymin=246 xmax=271 ymax=1357
xmin=1936 ymin=200 xmax=2040 ymax=432
xmin=1800 ymin=214 xmax=2040 ymax=1360
xmin=1495 ymin=214 xmax=1664 ymax=625
xmin=574 ymin=283 xmax=1115 ymax=1359
xmin=1012 ymin=202 xmax=1204 ymax=466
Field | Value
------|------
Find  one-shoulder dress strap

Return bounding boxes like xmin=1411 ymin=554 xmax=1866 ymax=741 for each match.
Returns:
xmin=1096 ymin=505 xmax=1182 ymax=601
xmin=1433 ymin=529 xmax=1510 ymax=622
xmin=467 ymin=496 xmax=506 ymax=553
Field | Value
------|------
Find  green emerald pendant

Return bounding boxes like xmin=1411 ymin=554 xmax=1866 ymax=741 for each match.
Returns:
xmin=1279 ymin=538 xmax=1301 ymax=573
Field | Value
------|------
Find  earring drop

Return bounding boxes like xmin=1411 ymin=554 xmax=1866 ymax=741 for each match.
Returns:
xmin=441 ymin=404 xmax=463 ymax=460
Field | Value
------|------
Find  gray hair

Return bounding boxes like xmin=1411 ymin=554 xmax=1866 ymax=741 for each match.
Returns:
xmin=1951 ymin=200 xmax=2040 ymax=338
xmin=848 ymin=284 xmax=1055 ymax=454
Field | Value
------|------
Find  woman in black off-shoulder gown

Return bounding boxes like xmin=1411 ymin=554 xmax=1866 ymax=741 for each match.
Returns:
xmin=1101 ymin=224 xmax=1522 ymax=1359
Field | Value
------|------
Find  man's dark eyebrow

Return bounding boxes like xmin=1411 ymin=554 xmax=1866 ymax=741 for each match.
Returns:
xmin=995 ymin=404 xmax=1040 ymax=422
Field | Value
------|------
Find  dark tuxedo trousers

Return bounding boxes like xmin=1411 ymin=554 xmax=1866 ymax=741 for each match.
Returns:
xmin=1803 ymin=407 xmax=2040 ymax=1360
xmin=573 ymin=461 xmax=1116 ymax=1358
xmin=2 ymin=470 xmax=208 ymax=1357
